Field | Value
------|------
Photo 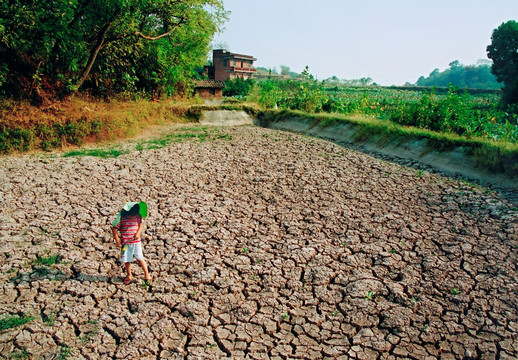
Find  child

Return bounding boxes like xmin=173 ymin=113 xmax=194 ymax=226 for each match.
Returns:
xmin=112 ymin=202 xmax=151 ymax=285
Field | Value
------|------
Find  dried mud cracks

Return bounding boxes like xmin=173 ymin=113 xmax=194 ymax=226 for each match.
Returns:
xmin=0 ymin=125 xmax=517 ymax=359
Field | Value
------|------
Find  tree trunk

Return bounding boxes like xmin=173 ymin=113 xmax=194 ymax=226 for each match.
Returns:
xmin=75 ymin=21 xmax=112 ymax=90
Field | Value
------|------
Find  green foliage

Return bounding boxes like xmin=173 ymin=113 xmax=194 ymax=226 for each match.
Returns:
xmin=0 ymin=126 xmax=34 ymax=153
xmin=9 ymin=348 xmax=30 ymax=359
xmin=0 ymin=314 xmax=34 ymax=331
xmin=63 ymin=148 xmax=129 ymax=158
xmin=0 ymin=0 xmax=228 ymax=100
xmin=223 ymin=77 xmax=255 ymax=97
xmin=35 ymin=254 xmax=63 ymax=266
xmin=251 ymin=67 xmax=329 ymax=113
xmin=57 ymin=346 xmax=72 ymax=360
xmin=416 ymin=60 xmax=501 ymax=89
xmin=487 ymin=20 xmax=518 ymax=105
xmin=254 ymin=81 xmax=518 ymax=144
xmin=256 ymin=80 xmax=283 ymax=109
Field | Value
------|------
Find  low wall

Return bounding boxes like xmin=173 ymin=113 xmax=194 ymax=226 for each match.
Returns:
xmin=200 ymin=110 xmax=254 ymax=126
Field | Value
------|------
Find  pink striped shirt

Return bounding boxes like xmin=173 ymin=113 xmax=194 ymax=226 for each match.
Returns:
xmin=117 ymin=215 xmax=142 ymax=244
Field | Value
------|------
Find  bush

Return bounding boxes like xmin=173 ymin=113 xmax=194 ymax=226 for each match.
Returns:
xmin=223 ymin=78 xmax=255 ymax=97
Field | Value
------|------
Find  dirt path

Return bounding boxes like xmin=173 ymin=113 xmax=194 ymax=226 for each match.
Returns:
xmin=0 ymin=125 xmax=517 ymax=359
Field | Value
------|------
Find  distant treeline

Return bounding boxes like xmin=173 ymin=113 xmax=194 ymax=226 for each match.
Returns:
xmin=324 ymin=85 xmax=500 ymax=96
xmin=385 ymin=86 xmax=500 ymax=96
xmin=415 ymin=60 xmax=501 ymax=90
xmin=257 ymin=60 xmax=500 ymax=91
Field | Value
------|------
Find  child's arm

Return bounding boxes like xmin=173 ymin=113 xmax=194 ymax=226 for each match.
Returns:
xmin=112 ymin=227 xmax=122 ymax=248
xmin=134 ymin=222 xmax=143 ymax=240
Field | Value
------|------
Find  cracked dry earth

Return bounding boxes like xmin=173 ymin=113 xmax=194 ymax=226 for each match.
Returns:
xmin=0 ymin=124 xmax=517 ymax=360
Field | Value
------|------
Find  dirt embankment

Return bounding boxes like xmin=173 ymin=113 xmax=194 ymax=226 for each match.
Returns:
xmin=0 ymin=125 xmax=517 ymax=359
xmin=254 ymin=113 xmax=518 ymax=193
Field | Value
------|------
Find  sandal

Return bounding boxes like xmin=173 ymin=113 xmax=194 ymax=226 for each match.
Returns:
xmin=123 ymin=277 xmax=132 ymax=285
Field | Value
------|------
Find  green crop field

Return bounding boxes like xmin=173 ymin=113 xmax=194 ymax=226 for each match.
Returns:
xmin=250 ymin=80 xmax=518 ymax=144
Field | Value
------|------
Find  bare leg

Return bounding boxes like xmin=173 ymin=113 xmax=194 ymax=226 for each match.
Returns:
xmin=138 ymin=260 xmax=151 ymax=282
xmin=124 ymin=263 xmax=132 ymax=280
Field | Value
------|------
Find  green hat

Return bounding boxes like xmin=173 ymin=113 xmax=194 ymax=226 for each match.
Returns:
xmin=112 ymin=201 xmax=148 ymax=226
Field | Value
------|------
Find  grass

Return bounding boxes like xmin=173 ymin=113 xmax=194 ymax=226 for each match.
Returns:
xmin=9 ymin=348 xmax=30 ymax=359
xmin=0 ymin=97 xmax=200 ymax=155
xmin=63 ymin=126 xmax=233 ymax=158
xmin=42 ymin=311 xmax=55 ymax=327
xmin=57 ymin=345 xmax=72 ymax=360
xmin=0 ymin=314 xmax=34 ymax=331
xmin=63 ymin=148 xmax=129 ymax=158
xmin=34 ymin=254 xmax=63 ymax=266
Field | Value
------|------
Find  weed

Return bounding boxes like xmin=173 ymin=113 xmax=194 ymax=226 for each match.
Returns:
xmin=63 ymin=148 xmax=129 ymax=158
xmin=0 ymin=314 xmax=34 ymax=331
xmin=390 ymin=249 xmax=396 ymax=254
xmin=57 ymin=345 xmax=72 ymax=360
xmin=206 ymin=343 xmax=216 ymax=349
xmin=241 ymin=248 xmax=249 ymax=254
xmin=365 ymin=291 xmax=375 ymax=301
xmin=9 ymin=348 xmax=29 ymax=359
xmin=142 ymin=280 xmax=151 ymax=290
xmin=42 ymin=311 xmax=55 ymax=326
xmin=79 ymin=326 xmax=99 ymax=343
xmin=282 ymin=312 xmax=289 ymax=320
xmin=213 ymin=134 xmax=233 ymax=141
xmin=416 ymin=170 xmax=424 ymax=178
xmin=331 ymin=310 xmax=339 ymax=316
xmin=32 ymin=267 xmax=51 ymax=277
xmin=450 ymin=288 xmax=460 ymax=295
xmin=35 ymin=254 xmax=63 ymax=266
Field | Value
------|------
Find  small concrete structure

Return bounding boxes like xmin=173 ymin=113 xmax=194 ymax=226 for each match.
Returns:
xmin=193 ymin=79 xmax=225 ymax=100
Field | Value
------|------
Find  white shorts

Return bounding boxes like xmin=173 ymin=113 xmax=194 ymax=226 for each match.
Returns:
xmin=120 ymin=242 xmax=144 ymax=263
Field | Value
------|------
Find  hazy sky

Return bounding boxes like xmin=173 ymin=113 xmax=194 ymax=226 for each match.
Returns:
xmin=212 ymin=0 xmax=518 ymax=85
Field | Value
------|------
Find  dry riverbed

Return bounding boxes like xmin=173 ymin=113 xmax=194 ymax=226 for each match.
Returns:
xmin=0 ymin=125 xmax=517 ymax=359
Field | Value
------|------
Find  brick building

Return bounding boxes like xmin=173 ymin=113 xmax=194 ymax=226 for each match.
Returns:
xmin=193 ymin=79 xmax=224 ymax=99
xmin=206 ymin=49 xmax=257 ymax=81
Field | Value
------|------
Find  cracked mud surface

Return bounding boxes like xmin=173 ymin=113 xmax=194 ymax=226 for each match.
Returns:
xmin=0 ymin=125 xmax=517 ymax=359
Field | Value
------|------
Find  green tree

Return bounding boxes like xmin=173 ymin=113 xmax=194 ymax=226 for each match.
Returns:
xmin=223 ymin=77 xmax=255 ymax=97
xmin=280 ymin=65 xmax=290 ymax=76
xmin=415 ymin=60 xmax=501 ymax=89
xmin=0 ymin=0 xmax=227 ymax=101
xmin=487 ymin=20 xmax=518 ymax=105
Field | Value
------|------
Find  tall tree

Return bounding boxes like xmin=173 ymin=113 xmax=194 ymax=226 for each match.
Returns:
xmin=487 ymin=20 xmax=518 ymax=105
xmin=0 ymin=0 xmax=227 ymax=101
